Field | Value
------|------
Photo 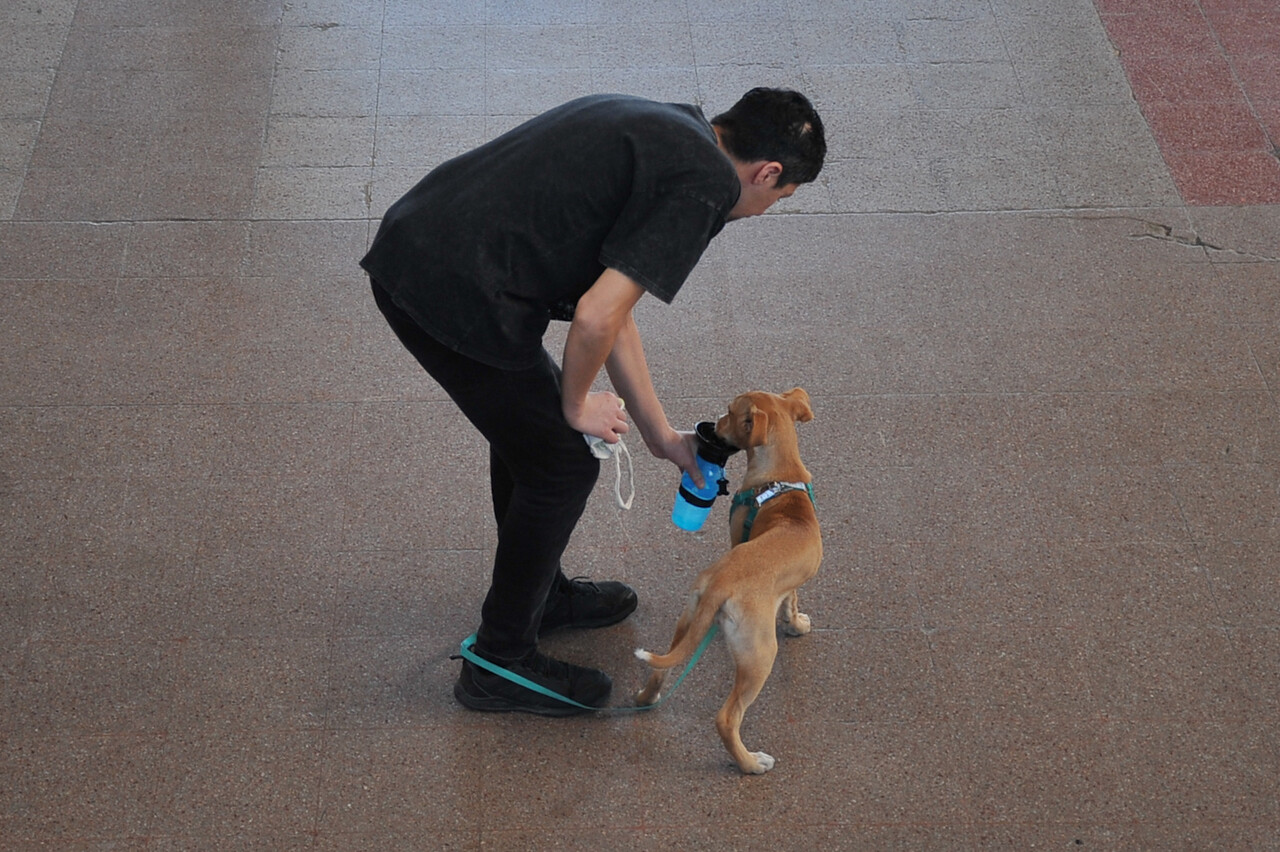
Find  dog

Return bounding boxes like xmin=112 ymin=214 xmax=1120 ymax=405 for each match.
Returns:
xmin=635 ymin=387 xmax=822 ymax=774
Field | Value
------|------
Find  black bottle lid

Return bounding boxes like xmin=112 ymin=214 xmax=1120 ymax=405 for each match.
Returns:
xmin=693 ymin=421 xmax=740 ymax=467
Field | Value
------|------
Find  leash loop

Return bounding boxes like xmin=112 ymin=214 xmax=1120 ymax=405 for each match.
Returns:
xmin=458 ymin=624 xmax=719 ymax=714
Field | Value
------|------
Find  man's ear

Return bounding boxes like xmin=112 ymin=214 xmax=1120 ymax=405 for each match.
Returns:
xmin=752 ymin=161 xmax=784 ymax=187
xmin=782 ymin=387 xmax=814 ymax=423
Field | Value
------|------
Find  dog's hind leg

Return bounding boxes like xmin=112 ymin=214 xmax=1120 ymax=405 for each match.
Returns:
xmin=634 ymin=658 xmax=671 ymax=706
xmin=779 ymin=589 xmax=812 ymax=637
xmin=716 ymin=608 xmax=779 ymax=774
xmin=634 ymin=598 xmax=697 ymax=705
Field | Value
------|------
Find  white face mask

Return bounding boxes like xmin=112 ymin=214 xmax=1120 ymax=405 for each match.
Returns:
xmin=584 ymin=433 xmax=634 ymax=510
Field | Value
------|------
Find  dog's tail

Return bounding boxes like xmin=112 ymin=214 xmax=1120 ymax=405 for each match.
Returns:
xmin=634 ymin=586 xmax=729 ymax=670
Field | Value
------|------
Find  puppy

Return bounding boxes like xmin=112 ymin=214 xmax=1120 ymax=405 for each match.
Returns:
xmin=635 ymin=388 xmax=822 ymax=774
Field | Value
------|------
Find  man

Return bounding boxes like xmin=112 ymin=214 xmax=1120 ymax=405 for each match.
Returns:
xmin=362 ymin=88 xmax=825 ymax=716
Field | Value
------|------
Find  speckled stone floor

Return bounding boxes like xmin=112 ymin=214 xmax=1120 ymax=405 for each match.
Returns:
xmin=2 ymin=0 xmax=1279 ymax=849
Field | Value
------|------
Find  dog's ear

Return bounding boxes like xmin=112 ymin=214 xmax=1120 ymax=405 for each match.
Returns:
xmin=782 ymin=387 xmax=814 ymax=423
xmin=741 ymin=402 xmax=769 ymax=448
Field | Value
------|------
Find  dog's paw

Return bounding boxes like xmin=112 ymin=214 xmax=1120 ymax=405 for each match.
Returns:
xmin=741 ymin=751 xmax=775 ymax=774
xmin=634 ymin=688 xmax=660 ymax=706
xmin=783 ymin=612 xmax=812 ymax=636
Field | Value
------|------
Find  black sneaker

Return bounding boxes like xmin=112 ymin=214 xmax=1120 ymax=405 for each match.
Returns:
xmin=538 ymin=577 xmax=638 ymax=636
xmin=454 ymin=648 xmax=612 ymax=716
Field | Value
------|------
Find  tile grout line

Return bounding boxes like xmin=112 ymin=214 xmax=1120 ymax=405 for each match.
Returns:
xmin=6 ymin=0 xmax=79 ymax=223
xmin=1095 ymin=0 xmax=1280 ymax=205
xmin=1191 ymin=0 xmax=1279 ymax=155
xmin=243 ymin=2 xmax=289 ymax=231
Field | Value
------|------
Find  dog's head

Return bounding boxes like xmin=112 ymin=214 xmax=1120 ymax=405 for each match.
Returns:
xmin=716 ymin=387 xmax=814 ymax=449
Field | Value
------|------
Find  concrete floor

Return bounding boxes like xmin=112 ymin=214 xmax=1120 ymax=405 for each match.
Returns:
xmin=2 ymin=0 xmax=1279 ymax=848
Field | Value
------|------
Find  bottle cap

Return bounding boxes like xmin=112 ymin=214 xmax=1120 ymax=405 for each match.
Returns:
xmin=693 ymin=421 xmax=739 ymax=467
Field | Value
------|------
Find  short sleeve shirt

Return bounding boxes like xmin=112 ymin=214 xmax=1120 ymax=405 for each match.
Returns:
xmin=360 ymin=95 xmax=741 ymax=370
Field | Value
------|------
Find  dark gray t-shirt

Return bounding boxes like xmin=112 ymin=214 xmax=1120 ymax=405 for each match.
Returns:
xmin=360 ymin=95 xmax=741 ymax=370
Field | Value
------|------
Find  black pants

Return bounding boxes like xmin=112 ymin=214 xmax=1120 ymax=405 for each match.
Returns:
xmin=372 ymin=281 xmax=600 ymax=658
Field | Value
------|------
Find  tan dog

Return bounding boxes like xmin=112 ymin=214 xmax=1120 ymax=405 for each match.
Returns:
xmin=635 ymin=388 xmax=822 ymax=774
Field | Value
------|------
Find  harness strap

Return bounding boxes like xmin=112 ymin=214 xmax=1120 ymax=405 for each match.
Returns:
xmin=731 ymin=481 xmax=816 ymax=543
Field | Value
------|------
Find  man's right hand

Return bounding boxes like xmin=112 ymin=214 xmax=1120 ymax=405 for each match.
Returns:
xmin=646 ymin=428 xmax=704 ymax=489
xmin=565 ymin=391 xmax=629 ymax=444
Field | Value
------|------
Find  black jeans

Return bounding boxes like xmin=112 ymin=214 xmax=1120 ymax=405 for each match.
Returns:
xmin=372 ymin=280 xmax=599 ymax=658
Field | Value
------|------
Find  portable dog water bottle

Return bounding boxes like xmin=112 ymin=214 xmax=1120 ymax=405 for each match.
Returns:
xmin=671 ymin=421 xmax=739 ymax=531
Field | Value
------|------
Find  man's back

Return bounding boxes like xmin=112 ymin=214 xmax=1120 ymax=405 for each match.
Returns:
xmin=361 ymin=95 xmax=740 ymax=369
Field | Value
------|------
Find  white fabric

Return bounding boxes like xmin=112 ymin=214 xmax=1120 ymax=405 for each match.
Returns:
xmin=584 ymin=434 xmax=635 ymax=510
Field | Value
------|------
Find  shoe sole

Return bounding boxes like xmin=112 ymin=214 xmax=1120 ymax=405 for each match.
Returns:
xmin=453 ymin=681 xmax=602 ymax=717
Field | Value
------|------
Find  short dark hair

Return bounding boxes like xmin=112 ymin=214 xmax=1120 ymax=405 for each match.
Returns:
xmin=711 ymin=88 xmax=826 ymax=185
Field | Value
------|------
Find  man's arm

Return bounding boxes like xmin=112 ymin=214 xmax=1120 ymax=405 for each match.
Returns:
xmin=604 ymin=309 xmax=700 ymax=484
xmin=561 ymin=268 xmax=644 ymax=442
xmin=563 ymin=266 xmax=701 ymax=483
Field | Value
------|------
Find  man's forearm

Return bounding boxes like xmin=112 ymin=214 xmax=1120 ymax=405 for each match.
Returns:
xmin=561 ymin=267 xmax=647 ymax=438
xmin=604 ymin=310 xmax=699 ymax=481
xmin=604 ymin=314 xmax=669 ymax=447
xmin=562 ymin=314 xmax=618 ymax=423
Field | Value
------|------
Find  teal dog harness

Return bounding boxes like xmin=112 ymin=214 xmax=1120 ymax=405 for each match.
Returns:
xmin=730 ymin=481 xmax=816 ymax=543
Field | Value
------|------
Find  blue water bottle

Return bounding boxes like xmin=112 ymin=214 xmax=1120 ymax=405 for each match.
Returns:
xmin=671 ymin=421 xmax=739 ymax=531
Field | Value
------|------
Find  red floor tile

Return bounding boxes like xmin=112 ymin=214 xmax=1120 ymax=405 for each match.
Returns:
xmin=1257 ymin=102 xmax=1280 ymax=141
xmin=1143 ymin=100 xmax=1272 ymax=152
xmin=1204 ymin=10 xmax=1280 ymax=55
xmin=1101 ymin=10 xmax=1222 ymax=57
xmin=1098 ymin=0 xmax=1280 ymax=205
xmin=1124 ymin=54 xmax=1246 ymax=104
xmin=1094 ymin=0 xmax=1202 ymax=12
xmin=1198 ymin=0 xmax=1280 ymax=11
xmin=1162 ymin=149 xmax=1280 ymax=204
xmin=1234 ymin=54 xmax=1280 ymax=102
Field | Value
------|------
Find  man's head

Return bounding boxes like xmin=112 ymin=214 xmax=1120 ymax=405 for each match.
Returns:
xmin=712 ymin=88 xmax=826 ymax=219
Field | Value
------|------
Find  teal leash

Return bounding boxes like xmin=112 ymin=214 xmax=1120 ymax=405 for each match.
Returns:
xmin=458 ymin=623 xmax=719 ymax=714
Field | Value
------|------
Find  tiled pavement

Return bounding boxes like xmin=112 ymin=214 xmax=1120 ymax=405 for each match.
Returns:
xmin=1 ymin=0 xmax=1279 ymax=849
xmin=1097 ymin=0 xmax=1280 ymax=204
